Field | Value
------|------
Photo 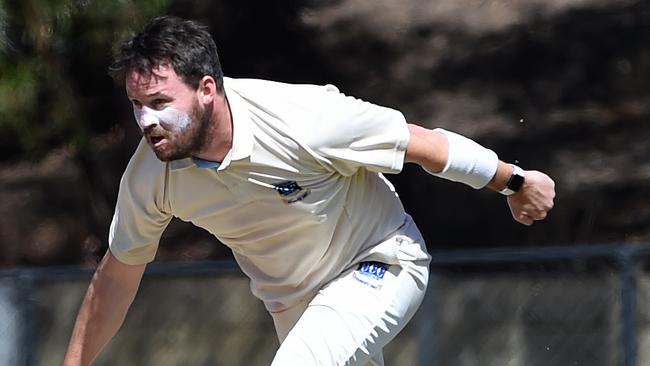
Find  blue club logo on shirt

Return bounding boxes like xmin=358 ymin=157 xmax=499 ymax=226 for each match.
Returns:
xmin=271 ymin=181 xmax=310 ymax=204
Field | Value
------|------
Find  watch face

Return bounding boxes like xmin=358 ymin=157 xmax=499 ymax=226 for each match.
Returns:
xmin=509 ymin=173 xmax=525 ymax=192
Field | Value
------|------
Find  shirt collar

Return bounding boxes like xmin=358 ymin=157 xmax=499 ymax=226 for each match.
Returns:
xmin=192 ymin=158 xmax=221 ymax=169
xmin=217 ymin=77 xmax=254 ymax=170
xmin=169 ymin=77 xmax=253 ymax=171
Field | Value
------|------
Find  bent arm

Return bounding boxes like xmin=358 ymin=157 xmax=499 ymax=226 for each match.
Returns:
xmin=405 ymin=124 xmax=514 ymax=191
xmin=405 ymin=123 xmax=555 ymax=225
xmin=63 ymin=250 xmax=146 ymax=366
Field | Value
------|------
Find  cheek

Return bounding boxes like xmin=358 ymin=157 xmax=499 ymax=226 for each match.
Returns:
xmin=133 ymin=109 xmax=159 ymax=130
xmin=157 ymin=108 xmax=193 ymax=130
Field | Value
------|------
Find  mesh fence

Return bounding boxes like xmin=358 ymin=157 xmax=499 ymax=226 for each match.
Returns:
xmin=2 ymin=244 xmax=649 ymax=366
xmin=422 ymin=268 xmax=623 ymax=366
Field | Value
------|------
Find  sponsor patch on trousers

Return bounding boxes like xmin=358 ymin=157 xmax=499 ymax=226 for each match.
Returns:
xmin=353 ymin=261 xmax=389 ymax=289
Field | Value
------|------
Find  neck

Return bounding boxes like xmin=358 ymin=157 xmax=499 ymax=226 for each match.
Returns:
xmin=194 ymin=94 xmax=233 ymax=162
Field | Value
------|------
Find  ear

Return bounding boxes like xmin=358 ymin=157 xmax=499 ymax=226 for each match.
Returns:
xmin=196 ymin=76 xmax=217 ymax=105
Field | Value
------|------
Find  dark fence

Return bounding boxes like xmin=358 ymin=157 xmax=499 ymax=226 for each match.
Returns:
xmin=2 ymin=243 xmax=649 ymax=366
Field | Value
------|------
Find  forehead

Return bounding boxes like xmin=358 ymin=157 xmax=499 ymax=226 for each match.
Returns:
xmin=125 ymin=64 xmax=189 ymax=97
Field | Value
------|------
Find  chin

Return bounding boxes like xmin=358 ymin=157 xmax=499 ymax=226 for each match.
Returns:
xmin=153 ymin=148 xmax=191 ymax=162
xmin=154 ymin=154 xmax=175 ymax=162
xmin=155 ymin=153 xmax=189 ymax=162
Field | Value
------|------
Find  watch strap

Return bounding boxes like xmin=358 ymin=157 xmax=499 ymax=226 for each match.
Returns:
xmin=499 ymin=164 xmax=525 ymax=196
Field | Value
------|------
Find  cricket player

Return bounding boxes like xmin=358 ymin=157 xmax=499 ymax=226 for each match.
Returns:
xmin=63 ymin=16 xmax=555 ymax=366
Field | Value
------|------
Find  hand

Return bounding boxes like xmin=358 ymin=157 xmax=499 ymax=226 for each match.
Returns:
xmin=507 ymin=170 xmax=556 ymax=226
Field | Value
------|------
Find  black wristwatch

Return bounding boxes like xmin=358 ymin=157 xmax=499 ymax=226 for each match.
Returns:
xmin=499 ymin=165 xmax=525 ymax=196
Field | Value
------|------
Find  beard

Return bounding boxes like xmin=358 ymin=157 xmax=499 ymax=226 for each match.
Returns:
xmin=152 ymin=100 xmax=213 ymax=162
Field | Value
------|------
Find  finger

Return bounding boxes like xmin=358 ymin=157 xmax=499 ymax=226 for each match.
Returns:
xmin=516 ymin=213 xmax=534 ymax=226
xmin=531 ymin=210 xmax=548 ymax=221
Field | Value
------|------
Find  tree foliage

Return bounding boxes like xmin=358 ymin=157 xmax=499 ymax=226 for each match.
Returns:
xmin=0 ymin=0 xmax=170 ymax=161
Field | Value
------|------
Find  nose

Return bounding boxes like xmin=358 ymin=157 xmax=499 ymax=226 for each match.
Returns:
xmin=133 ymin=107 xmax=159 ymax=131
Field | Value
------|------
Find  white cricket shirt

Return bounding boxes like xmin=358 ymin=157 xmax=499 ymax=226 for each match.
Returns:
xmin=109 ymin=77 xmax=425 ymax=311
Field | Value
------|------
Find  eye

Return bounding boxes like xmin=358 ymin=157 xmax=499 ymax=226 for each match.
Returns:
xmin=151 ymin=98 xmax=167 ymax=110
xmin=131 ymin=99 xmax=142 ymax=109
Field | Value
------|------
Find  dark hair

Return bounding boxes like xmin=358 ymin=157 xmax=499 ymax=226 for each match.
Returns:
xmin=109 ymin=16 xmax=224 ymax=93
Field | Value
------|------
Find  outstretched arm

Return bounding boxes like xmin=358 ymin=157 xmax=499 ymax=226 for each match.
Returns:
xmin=405 ymin=123 xmax=555 ymax=225
xmin=63 ymin=250 xmax=146 ymax=366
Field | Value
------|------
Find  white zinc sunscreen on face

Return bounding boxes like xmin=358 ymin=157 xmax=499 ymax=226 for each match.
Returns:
xmin=133 ymin=106 xmax=192 ymax=131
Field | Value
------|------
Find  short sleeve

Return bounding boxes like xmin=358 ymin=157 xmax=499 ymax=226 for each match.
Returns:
xmin=303 ymin=85 xmax=410 ymax=176
xmin=108 ymin=139 xmax=172 ymax=265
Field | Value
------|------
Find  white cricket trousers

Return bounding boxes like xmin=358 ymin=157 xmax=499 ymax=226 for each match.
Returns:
xmin=270 ymin=222 xmax=430 ymax=366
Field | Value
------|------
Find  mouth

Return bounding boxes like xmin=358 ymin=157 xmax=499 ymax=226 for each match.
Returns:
xmin=147 ymin=133 xmax=167 ymax=148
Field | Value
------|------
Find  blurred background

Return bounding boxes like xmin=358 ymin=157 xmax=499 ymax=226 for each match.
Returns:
xmin=1 ymin=0 xmax=649 ymax=365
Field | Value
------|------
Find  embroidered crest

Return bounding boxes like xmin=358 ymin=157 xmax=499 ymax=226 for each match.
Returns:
xmin=271 ymin=181 xmax=310 ymax=204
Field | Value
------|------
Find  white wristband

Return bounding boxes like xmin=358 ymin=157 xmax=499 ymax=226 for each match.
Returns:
xmin=425 ymin=128 xmax=499 ymax=189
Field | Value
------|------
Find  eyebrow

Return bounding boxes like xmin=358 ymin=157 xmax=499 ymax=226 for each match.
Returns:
xmin=143 ymin=91 xmax=170 ymax=98
xmin=127 ymin=91 xmax=170 ymax=102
